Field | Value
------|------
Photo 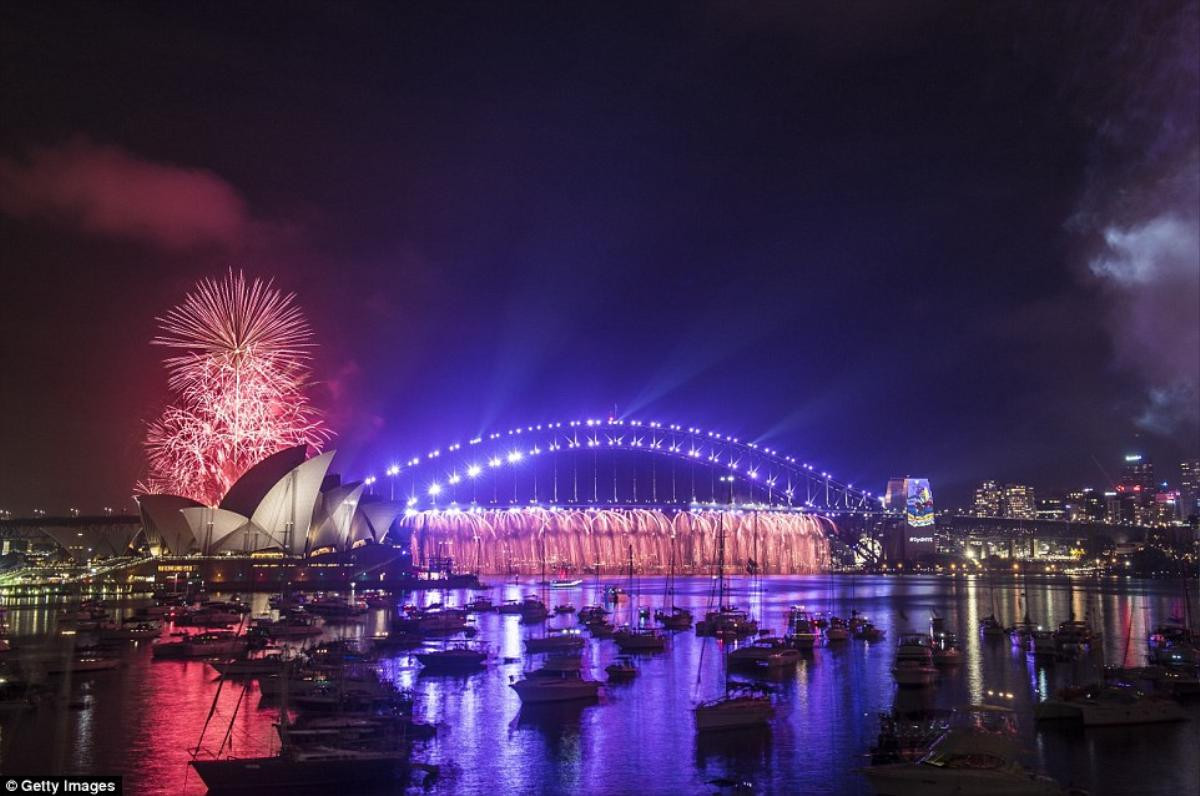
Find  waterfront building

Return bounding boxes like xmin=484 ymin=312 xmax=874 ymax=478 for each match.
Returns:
xmin=973 ymin=480 xmax=1002 ymax=517
xmin=1002 ymin=484 xmax=1036 ymax=519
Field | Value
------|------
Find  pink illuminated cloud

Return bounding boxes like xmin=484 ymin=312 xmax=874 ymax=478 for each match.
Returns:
xmin=0 ymin=138 xmax=249 ymax=250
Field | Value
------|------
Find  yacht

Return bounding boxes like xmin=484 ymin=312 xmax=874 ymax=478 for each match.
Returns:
xmin=1027 ymin=630 xmax=1058 ymax=658
xmin=1009 ymin=616 xmax=1038 ymax=649
xmin=931 ymin=634 xmax=962 ymax=667
xmin=415 ymin=644 xmax=487 ymax=672
xmin=210 ymin=650 xmax=293 ymax=677
xmin=553 ymin=603 xmax=576 ymax=615
xmin=892 ymin=658 xmax=938 ymax=687
xmin=578 ymin=605 xmax=608 ymax=623
xmin=694 ymin=685 xmax=774 ymax=731
xmin=256 ymin=615 xmax=323 ymax=638
xmin=612 ymin=626 xmax=667 ymax=652
xmin=550 ymin=578 xmax=583 ymax=589
xmin=696 ymin=607 xmax=759 ymax=639
xmin=1035 ymin=683 xmax=1188 ymax=726
xmin=518 ymin=596 xmax=549 ymax=623
xmin=191 ymin=741 xmax=407 ymax=792
xmin=655 ymin=605 xmax=693 ymax=630
xmin=979 ymin=614 xmax=1006 ymax=637
xmin=99 ymin=622 xmax=161 ymax=640
xmin=509 ymin=666 xmax=601 ymax=703
xmin=784 ymin=606 xmax=820 ymax=649
xmin=465 ymin=596 xmax=493 ymax=613
xmin=152 ymin=631 xmax=247 ymax=659
xmin=864 ymin=707 xmax=1069 ymax=796
xmin=729 ymin=637 xmax=793 ymax=667
xmin=605 ymin=656 xmax=638 ymax=681
xmin=895 ymin=634 xmax=933 ymax=662
xmin=525 ymin=628 xmax=585 ymax=653
xmin=46 ymin=655 xmax=121 ymax=674
xmin=824 ymin=616 xmax=850 ymax=642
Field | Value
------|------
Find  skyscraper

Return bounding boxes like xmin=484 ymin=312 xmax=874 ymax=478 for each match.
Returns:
xmin=1180 ymin=459 xmax=1200 ymax=519
xmin=974 ymin=480 xmax=1002 ymax=517
xmin=1003 ymin=484 xmax=1037 ymax=519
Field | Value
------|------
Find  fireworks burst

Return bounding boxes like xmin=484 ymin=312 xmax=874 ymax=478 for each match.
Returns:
xmin=140 ymin=270 xmax=330 ymax=504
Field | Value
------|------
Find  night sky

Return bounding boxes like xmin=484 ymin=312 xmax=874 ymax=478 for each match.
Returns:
xmin=1 ymin=2 xmax=1197 ymax=514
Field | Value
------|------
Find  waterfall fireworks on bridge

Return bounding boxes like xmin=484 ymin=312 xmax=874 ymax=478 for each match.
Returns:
xmin=381 ymin=418 xmax=881 ymax=574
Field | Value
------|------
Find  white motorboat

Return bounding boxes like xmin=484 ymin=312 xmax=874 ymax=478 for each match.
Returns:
xmin=510 ymin=668 xmax=601 ymax=703
xmin=895 ymin=634 xmax=933 ymax=662
xmin=550 ymin=579 xmax=583 ymax=589
xmin=729 ymin=637 xmax=793 ymax=667
xmin=694 ymin=686 xmax=774 ymax=731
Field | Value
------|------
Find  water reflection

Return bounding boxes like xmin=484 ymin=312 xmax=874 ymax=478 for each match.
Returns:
xmin=0 ymin=575 xmax=1197 ymax=795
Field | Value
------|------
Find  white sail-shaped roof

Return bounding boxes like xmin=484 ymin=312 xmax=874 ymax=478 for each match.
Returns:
xmin=43 ymin=524 xmax=142 ymax=564
xmin=247 ymin=451 xmax=335 ymax=555
xmin=180 ymin=507 xmax=252 ymax=554
xmin=138 ymin=494 xmax=204 ymax=555
xmin=308 ymin=481 xmax=365 ymax=552
xmin=355 ymin=500 xmax=403 ymax=544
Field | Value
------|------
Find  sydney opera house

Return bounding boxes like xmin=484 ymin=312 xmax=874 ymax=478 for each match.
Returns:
xmin=136 ymin=445 xmax=403 ymax=559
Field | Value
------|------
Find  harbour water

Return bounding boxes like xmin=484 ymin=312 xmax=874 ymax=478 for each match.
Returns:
xmin=2 ymin=574 xmax=1198 ymax=795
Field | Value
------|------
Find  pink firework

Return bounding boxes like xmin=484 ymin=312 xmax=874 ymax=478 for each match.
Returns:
xmin=141 ymin=270 xmax=330 ymax=504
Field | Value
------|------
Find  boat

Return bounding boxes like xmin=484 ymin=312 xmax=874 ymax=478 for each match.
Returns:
xmin=892 ymin=658 xmax=938 ymax=687
xmin=655 ymin=532 xmax=693 ymax=630
xmin=99 ymin=622 xmax=161 ymax=640
xmin=1027 ymin=630 xmax=1058 ymax=658
xmin=1035 ymin=682 xmax=1188 ymax=726
xmin=524 ymin=628 xmax=585 ymax=653
xmin=979 ymin=614 xmax=1006 ymax=637
xmin=655 ymin=605 xmax=693 ymax=630
xmin=824 ymin=616 xmax=850 ymax=642
xmin=305 ymin=596 xmax=367 ymax=618
xmin=46 ymin=656 xmax=121 ymax=674
xmin=518 ymin=596 xmax=549 ymax=623
xmin=931 ymin=634 xmax=962 ymax=667
xmin=191 ymin=670 xmax=407 ymax=792
xmin=210 ymin=652 xmax=292 ymax=677
xmin=586 ymin=621 xmax=615 ymax=638
xmin=549 ymin=579 xmax=583 ymax=589
xmin=465 ymin=596 xmax=493 ymax=613
xmin=895 ymin=633 xmax=932 ymax=662
xmin=553 ymin=603 xmax=576 ymax=615
xmin=864 ymin=706 xmax=1069 ymax=795
xmin=256 ymin=615 xmax=324 ymax=638
xmin=509 ymin=666 xmax=601 ymax=703
xmin=694 ymin=684 xmax=774 ymax=732
xmin=578 ymin=605 xmax=608 ymax=623
xmin=605 ymin=656 xmax=638 ymax=681
xmin=152 ymin=631 xmax=248 ymax=659
xmin=696 ymin=607 xmax=759 ymax=639
xmin=612 ymin=626 xmax=666 ymax=652
xmin=415 ymin=644 xmax=487 ymax=672
xmin=693 ymin=513 xmax=774 ymax=733
xmin=785 ymin=607 xmax=820 ymax=649
xmin=729 ymin=637 xmax=793 ymax=667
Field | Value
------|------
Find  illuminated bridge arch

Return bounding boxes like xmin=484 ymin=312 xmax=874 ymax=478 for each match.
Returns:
xmin=380 ymin=417 xmax=879 ymax=512
xmin=379 ymin=417 xmax=882 ymax=574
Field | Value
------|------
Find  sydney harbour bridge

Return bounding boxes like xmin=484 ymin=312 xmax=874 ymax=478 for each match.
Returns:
xmin=387 ymin=417 xmax=882 ymax=575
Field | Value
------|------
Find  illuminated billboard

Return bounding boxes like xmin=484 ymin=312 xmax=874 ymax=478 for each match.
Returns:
xmin=906 ymin=478 xmax=934 ymax=527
